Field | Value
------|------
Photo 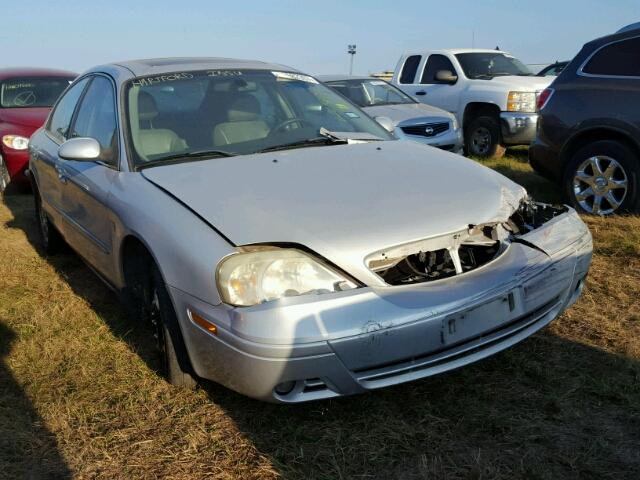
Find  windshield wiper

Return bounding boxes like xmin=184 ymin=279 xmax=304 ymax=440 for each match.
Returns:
xmin=137 ymin=149 xmax=236 ymax=170
xmin=256 ymin=136 xmax=345 ymax=154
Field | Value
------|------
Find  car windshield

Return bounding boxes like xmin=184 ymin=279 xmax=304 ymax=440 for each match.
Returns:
xmin=325 ymin=79 xmax=415 ymax=107
xmin=455 ymin=53 xmax=533 ymax=79
xmin=0 ymin=77 xmax=74 ymax=108
xmin=125 ymin=69 xmax=392 ymax=166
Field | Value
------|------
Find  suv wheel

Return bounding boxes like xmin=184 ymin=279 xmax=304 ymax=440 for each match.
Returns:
xmin=564 ymin=140 xmax=639 ymax=215
xmin=0 ymin=156 xmax=10 ymax=194
xmin=465 ymin=116 xmax=506 ymax=159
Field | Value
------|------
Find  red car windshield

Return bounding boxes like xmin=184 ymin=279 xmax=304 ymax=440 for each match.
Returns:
xmin=0 ymin=77 xmax=73 ymax=108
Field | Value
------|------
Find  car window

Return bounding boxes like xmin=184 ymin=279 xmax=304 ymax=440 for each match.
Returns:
xmin=583 ymin=37 xmax=640 ymax=77
xmin=0 ymin=77 xmax=74 ymax=108
xmin=47 ymin=77 xmax=90 ymax=143
xmin=420 ymin=55 xmax=457 ymax=84
xmin=399 ymin=55 xmax=421 ymax=84
xmin=70 ymin=76 xmax=118 ymax=166
xmin=326 ymin=79 xmax=415 ymax=107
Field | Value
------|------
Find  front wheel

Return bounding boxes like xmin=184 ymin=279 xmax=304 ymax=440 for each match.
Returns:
xmin=148 ymin=265 xmax=198 ymax=389
xmin=464 ymin=116 xmax=506 ymax=159
xmin=563 ymin=140 xmax=639 ymax=215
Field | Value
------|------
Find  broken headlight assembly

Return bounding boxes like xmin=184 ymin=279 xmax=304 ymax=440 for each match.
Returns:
xmin=369 ymin=200 xmax=568 ymax=286
xmin=216 ymin=247 xmax=357 ymax=307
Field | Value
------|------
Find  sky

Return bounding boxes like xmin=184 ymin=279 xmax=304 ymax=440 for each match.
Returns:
xmin=3 ymin=0 xmax=638 ymax=75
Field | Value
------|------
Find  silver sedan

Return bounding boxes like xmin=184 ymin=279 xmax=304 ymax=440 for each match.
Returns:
xmin=318 ymin=75 xmax=463 ymax=153
xmin=28 ymin=58 xmax=592 ymax=403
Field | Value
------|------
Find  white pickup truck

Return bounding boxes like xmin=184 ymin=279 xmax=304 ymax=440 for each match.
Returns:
xmin=391 ymin=49 xmax=552 ymax=158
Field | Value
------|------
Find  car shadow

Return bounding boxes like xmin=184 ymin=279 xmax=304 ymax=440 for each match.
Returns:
xmin=0 ymin=316 xmax=73 ymax=478
xmin=3 ymin=192 xmax=639 ymax=479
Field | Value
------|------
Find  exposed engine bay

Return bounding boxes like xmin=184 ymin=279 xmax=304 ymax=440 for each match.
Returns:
xmin=368 ymin=200 xmax=568 ymax=286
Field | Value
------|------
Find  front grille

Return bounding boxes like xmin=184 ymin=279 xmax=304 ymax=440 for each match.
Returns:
xmin=401 ymin=122 xmax=449 ymax=137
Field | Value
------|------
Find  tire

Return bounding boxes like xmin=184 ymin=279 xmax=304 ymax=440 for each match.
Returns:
xmin=0 ymin=155 xmax=10 ymax=195
xmin=464 ymin=116 xmax=506 ymax=159
xmin=148 ymin=265 xmax=198 ymax=389
xmin=34 ymin=189 xmax=65 ymax=255
xmin=563 ymin=140 xmax=639 ymax=215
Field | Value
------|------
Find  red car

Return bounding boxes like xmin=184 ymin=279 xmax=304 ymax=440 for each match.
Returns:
xmin=0 ymin=68 xmax=76 ymax=192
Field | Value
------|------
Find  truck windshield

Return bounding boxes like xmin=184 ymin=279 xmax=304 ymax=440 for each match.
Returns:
xmin=455 ymin=53 xmax=533 ymax=79
xmin=125 ymin=69 xmax=392 ymax=166
xmin=325 ymin=79 xmax=415 ymax=107
xmin=0 ymin=77 xmax=74 ymax=108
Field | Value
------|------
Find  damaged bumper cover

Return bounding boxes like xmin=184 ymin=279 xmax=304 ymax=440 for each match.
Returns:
xmin=171 ymin=204 xmax=592 ymax=403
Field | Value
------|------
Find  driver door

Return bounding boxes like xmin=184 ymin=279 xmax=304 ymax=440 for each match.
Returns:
xmin=413 ymin=54 xmax=463 ymax=115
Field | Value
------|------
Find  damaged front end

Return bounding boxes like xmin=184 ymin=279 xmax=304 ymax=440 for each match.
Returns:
xmin=367 ymin=200 xmax=569 ymax=286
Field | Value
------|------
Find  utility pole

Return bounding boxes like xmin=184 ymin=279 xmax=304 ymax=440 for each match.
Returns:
xmin=348 ymin=44 xmax=356 ymax=75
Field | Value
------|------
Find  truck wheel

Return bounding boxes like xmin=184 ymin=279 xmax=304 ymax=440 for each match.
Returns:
xmin=465 ymin=116 xmax=506 ymax=159
xmin=563 ymin=140 xmax=639 ymax=215
xmin=34 ymin=189 xmax=64 ymax=255
xmin=0 ymin=155 xmax=10 ymax=194
xmin=147 ymin=264 xmax=198 ymax=389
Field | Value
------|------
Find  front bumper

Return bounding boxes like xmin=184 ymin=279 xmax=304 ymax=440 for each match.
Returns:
xmin=170 ymin=210 xmax=592 ymax=403
xmin=0 ymin=149 xmax=30 ymax=186
xmin=500 ymin=112 xmax=538 ymax=145
xmin=394 ymin=126 xmax=464 ymax=154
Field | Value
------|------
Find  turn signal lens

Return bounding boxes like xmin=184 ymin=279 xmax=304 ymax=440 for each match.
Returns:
xmin=2 ymin=135 xmax=29 ymax=150
xmin=506 ymin=91 xmax=536 ymax=113
xmin=189 ymin=310 xmax=218 ymax=335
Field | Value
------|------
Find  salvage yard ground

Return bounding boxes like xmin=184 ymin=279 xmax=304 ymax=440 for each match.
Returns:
xmin=1 ymin=152 xmax=639 ymax=479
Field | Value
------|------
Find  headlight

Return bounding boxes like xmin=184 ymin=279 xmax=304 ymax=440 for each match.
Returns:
xmin=451 ymin=116 xmax=459 ymax=130
xmin=506 ymin=91 xmax=536 ymax=113
xmin=217 ymin=247 xmax=357 ymax=307
xmin=2 ymin=135 xmax=29 ymax=150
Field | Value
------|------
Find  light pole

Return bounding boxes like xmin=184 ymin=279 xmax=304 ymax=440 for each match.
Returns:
xmin=348 ymin=44 xmax=356 ymax=75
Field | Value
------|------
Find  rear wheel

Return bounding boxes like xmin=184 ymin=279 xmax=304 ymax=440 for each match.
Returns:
xmin=465 ymin=116 xmax=506 ymax=159
xmin=147 ymin=265 xmax=198 ymax=389
xmin=563 ymin=140 xmax=639 ymax=215
xmin=34 ymin=189 xmax=64 ymax=254
xmin=0 ymin=155 xmax=10 ymax=194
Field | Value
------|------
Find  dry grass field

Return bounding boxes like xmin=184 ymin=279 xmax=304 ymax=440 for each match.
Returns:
xmin=1 ymin=152 xmax=639 ymax=479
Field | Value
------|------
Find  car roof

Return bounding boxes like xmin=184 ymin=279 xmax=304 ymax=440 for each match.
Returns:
xmin=402 ymin=48 xmax=509 ymax=56
xmin=586 ymin=24 xmax=640 ymax=49
xmin=0 ymin=67 xmax=77 ymax=81
xmin=316 ymin=75 xmax=379 ymax=82
xmin=97 ymin=57 xmax=299 ymax=77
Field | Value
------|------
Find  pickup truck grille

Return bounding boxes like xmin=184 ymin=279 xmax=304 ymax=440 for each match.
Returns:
xmin=401 ymin=122 xmax=449 ymax=137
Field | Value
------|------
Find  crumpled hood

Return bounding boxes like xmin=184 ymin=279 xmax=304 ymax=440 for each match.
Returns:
xmin=363 ymin=103 xmax=454 ymax=126
xmin=142 ymin=140 xmax=527 ymax=283
xmin=0 ymin=107 xmax=50 ymax=129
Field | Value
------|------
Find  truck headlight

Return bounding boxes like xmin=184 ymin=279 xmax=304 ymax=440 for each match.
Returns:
xmin=506 ymin=92 xmax=536 ymax=113
xmin=2 ymin=135 xmax=29 ymax=150
xmin=216 ymin=247 xmax=357 ymax=307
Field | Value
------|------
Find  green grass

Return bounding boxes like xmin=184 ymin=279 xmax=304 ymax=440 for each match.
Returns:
xmin=1 ymin=154 xmax=639 ymax=479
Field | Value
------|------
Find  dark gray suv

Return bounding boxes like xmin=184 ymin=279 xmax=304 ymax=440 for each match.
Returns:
xmin=530 ymin=27 xmax=640 ymax=215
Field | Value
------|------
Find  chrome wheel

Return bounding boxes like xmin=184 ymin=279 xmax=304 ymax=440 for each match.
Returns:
xmin=470 ymin=127 xmax=491 ymax=156
xmin=573 ymin=155 xmax=628 ymax=215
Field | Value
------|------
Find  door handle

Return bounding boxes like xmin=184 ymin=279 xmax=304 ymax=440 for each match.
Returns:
xmin=415 ymin=91 xmax=427 ymax=96
xmin=55 ymin=167 xmax=68 ymax=184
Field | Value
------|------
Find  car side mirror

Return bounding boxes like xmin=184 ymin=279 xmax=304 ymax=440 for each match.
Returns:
xmin=58 ymin=137 xmax=101 ymax=161
xmin=435 ymin=70 xmax=458 ymax=84
xmin=375 ymin=116 xmax=395 ymax=133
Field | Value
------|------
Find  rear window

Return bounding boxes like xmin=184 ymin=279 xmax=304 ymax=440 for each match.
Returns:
xmin=399 ymin=55 xmax=421 ymax=84
xmin=583 ymin=37 xmax=640 ymax=77
xmin=0 ymin=77 xmax=74 ymax=108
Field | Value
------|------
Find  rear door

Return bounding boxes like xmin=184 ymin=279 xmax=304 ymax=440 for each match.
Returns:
xmin=56 ymin=74 xmax=120 ymax=278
